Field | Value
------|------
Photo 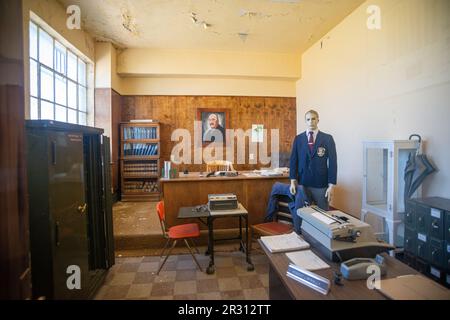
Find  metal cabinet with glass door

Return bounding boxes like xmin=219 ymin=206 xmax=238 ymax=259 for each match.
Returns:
xmin=361 ymin=139 xmax=421 ymax=248
xmin=26 ymin=120 xmax=114 ymax=299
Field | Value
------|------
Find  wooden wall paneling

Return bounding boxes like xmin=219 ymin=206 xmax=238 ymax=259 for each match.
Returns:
xmin=120 ymin=95 xmax=296 ymax=174
xmin=111 ymin=89 xmax=122 ymax=195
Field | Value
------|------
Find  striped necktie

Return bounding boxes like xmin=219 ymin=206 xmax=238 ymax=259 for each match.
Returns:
xmin=308 ymin=131 xmax=314 ymax=152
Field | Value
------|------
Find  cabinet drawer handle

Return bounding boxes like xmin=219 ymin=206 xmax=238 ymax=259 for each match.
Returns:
xmin=432 ymin=221 xmax=439 ymax=229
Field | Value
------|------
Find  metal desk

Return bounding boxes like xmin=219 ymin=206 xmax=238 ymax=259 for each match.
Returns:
xmin=178 ymin=204 xmax=254 ymax=274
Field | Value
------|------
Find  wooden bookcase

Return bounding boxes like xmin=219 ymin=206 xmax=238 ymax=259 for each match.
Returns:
xmin=120 ymin=122 xmax=161 ymax=201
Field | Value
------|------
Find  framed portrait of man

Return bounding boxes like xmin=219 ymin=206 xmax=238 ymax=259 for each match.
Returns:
xmin=197 ymin=108 xmax=229 ymax=143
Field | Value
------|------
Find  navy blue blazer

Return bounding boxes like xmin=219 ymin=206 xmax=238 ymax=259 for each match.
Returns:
xmin=289 ymin=131 xmax=337 ymax=188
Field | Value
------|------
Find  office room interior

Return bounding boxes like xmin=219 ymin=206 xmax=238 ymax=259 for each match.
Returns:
xmin=1 ymin=0 xmax=450 ymax=302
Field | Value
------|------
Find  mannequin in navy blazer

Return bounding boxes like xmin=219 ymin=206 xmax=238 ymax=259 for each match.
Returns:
xmin=289 ymin=131 xmax=337 ymax=188
xmin=289 ymin=110 xmax=337 ymax=219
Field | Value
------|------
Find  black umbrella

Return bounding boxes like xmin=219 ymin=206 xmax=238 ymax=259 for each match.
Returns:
xmin=404 ymin=134 xmax=437 ymax=202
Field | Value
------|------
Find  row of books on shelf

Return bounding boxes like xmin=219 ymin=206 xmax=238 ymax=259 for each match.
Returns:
xmin=123 ymin=164 xmax=158 ymax=171
xmin=123 ymin=171 xmax=158 ymax=176
xmin=123 ymin=181 xmax=159 ymax=193
xmin=123 ymin=127 xmax=158 ymax=140
xmin=123 ymin=143 xmax=158 ymax=156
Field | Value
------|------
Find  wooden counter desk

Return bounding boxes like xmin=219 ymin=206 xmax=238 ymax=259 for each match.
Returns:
xmin=160 ymin=172 xmax=289 ymax=230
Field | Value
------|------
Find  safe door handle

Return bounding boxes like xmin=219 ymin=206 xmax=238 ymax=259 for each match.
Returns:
xmin=55 ymin=221 xmax=60 ymax=247
xmin=51 ymin=141 xmax=56 ymax=165
xmin=77 ymin=203 xmax=87 ymax=214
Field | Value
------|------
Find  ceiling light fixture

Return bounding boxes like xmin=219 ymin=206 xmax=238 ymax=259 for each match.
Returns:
xmin=238 ymin=32 xmax=249 ymax=43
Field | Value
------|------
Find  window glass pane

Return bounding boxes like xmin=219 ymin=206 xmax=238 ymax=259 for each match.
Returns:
xmin=79 ymin=112 xmax=86 ymax=125
xmin=78 ymin=60 xmax=86 ymax=86
xmin=78 ymin=85 xmax=86 ymax=111
xmin=55 ymin=74 xmax=67 ymax=106
xmin=30 ymin=97 xmax=38 ymax=119
xmin=40 ymin=66 xmax=54 ymax=102
xmin=41 ymin=101 xmax=54 ymax=120
xmin=55 ymin=105 xmax=67 ymax=122
xmin=38 ymin=29 xmax=53 ymax=68
xmin=54 ymin=41 xmax=66 ymax=75
xmin=30 ymin=60 xmax=38 ymax=97
xmin=67 ymin=51 xmax=77 ymax=81
xmin=29 ymin=22 xmax=38 ymax=59
xmin=68 ymin=80 xmax=77 ymax=109
xmin=68 ymin=108 xmax=77 ymax=124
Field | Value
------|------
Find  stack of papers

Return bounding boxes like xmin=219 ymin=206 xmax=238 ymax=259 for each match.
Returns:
xmin=260 ymin=232 xmax=310 ymax=253
xmin=285 ymin=250 xmax=330 ymax=271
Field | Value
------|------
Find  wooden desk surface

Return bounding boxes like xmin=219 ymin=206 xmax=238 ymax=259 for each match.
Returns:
xmin=160 ymin=171 xmax=289 ymax=183
xmin=259 ymin=239 xmax=419 ymax=300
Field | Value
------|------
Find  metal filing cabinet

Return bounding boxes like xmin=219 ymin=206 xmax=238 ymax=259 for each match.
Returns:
xmin=404 ymin=197 xmax=450 ymax=287
xmin=26 ymin=120 xmax=115 ymax=299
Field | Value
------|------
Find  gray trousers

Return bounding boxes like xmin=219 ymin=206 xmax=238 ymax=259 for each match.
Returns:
xmin=292 ymin=186 xmax=329 ymax=233
xmin=302 ymin=186 xmax=329 ymax=210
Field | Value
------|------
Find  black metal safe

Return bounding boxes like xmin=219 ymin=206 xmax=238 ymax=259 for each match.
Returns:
xmin=26 ymin=120 xmax=114 ymax=299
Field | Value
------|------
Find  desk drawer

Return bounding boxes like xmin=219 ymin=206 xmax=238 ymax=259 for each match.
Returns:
xmin=429 ymin=208 xmax=444 ymax=239
xmin=430 ymin=238 xmax=445 ymax=268
xmin=446 ymin=242 xmax=450 ymax=271
xmin=429 ymin=265 xmax=444 ymax=283
xmin=416 ymin=204 xmax=430 ymax=234
xmin=404 ymin=227 xmax=416 ymax=255
xmin=405 ymin=201 xmax=415 ymax=230
xmin=417 ymin=232 xmax=429 ymax=260
xmin=446 ymin=212 xmax=450 ymax=241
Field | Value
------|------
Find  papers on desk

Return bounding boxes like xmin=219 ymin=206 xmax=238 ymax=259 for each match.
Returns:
xmin=241 ymin=172 xmax=261 ymax=177
xmin=259 ymin=169 xmax=283 ymax=177
xmin=377 ymin=274 xmax=450 ymax=300
xmin=260 ymin=232 xmax=310 ymax=253
xmin=285 ymin=250 xmax=330 ymax=271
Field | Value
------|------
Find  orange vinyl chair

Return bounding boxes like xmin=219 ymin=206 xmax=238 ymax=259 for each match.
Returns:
xmin=156 ymin=201 xmax=203 ymax=274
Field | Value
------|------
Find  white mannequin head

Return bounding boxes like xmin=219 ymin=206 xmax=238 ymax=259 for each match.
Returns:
xmin=305 ymin=110 xmax=319 ymax=131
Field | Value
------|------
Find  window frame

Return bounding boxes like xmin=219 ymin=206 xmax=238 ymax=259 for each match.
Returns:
xmin=29 ymin=20 xmax=89 ymax=125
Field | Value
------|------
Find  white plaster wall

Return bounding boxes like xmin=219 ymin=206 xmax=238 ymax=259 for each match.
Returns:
xmin=297 ymin=0 xmax=450 ymax=217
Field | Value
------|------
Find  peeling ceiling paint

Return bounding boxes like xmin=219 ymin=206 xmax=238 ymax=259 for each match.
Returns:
xmin=58 ymin=0 xmax=365 ymax=53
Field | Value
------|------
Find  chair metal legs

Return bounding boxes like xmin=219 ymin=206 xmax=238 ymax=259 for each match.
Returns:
xmin=160 ymin=238 xmax=171 ymax=258
xmin=156 ymin=239 xmax=177 ymax=275
xmin=189 ymin=238 xmax=200 ymax=254
xmin=184 ymin=239 xmax=203 ymax=272
xmin=157 ymin=238 xmax=203 ymax=275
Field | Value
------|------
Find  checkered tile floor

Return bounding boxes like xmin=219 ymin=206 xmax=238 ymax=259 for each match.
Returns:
xmin=95 ymin=251 xmax=270 ymax=300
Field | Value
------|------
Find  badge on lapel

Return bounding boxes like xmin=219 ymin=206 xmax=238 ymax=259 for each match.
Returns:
xmin=317 ymin=147 xmax=326 ymax=157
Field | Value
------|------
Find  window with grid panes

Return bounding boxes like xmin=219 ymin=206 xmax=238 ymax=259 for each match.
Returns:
xmin=29 ymin=21 xmax=88 ymax=125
